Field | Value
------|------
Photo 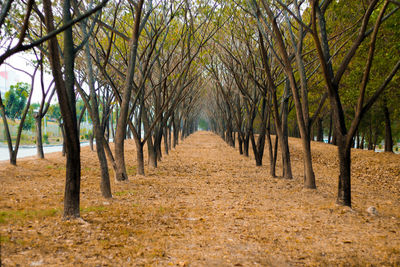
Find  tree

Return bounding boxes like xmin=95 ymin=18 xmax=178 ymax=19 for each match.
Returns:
xmin=4 ymin=82 xmax=29 ymax=120
xmin=113 ymin=0 xmax=146 ymax=180
xmin=310 ymin=0 xmax=400 ymax=206
xmin=41 ymin=0 xmax=110 ymax=219
xmin=0 ymin=65 xmax=38 ymax=165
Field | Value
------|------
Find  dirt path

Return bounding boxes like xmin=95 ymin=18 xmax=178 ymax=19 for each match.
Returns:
xmin=1 ymin=131 xmax=400 ymax=266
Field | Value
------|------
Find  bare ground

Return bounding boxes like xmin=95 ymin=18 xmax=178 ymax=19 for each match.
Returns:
xmin=1 ymin=131 xmax=399 ymax=266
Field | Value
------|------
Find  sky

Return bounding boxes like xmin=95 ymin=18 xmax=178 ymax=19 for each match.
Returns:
xmin=0 ymin=52 xmax=56 ymax=104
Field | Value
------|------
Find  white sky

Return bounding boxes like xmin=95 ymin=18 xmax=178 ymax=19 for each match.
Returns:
xmin=1 ymin=52 xmax=56 ymax=104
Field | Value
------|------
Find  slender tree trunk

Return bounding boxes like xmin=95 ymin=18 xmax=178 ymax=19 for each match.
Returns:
xmin=0 ymin=102 xmax=15 ymax=165
xmin=302 ymin=137 xmax=316 ymax=188
xmin=43 ymin=0 xmax=81 ymax=218
xmin=163 ymin=126 xmax=169 ymax=155
xmin=225 ymin=119 xmax=234 ymax=147
xmin=328 ymin=114 xmax=332 ymax=144
xmin=280 ymin=94 xmax=293 ymax=179
xmin=243 ymin=132 xmax=250 ymax=157
xmin=136 ymin=141 xmax=145 ymax=175
xmin=360 ymin=134 xmax=365 ymax=149
xmin=173 ymin=120 xmax=179 ymax=148
xmin=383 ymin=103 xmax=393 ymax=152
xmin=337 ymin=137 xmax=351 ymax=206
xmin=168 ymin=124 xmax=172 ymax=150
xmin=373 ymin=124 xmax=379 ymax=151
xmin=250 ymin=132 xmax=262 ymax=166
xmin=95 ymin=129 xmax=112 ymax=198
xmin=89 ymin=132 xmax=94 ymax=151
xmin=368 ymin=123 xmax=374 ymax=150
xmin=35 ymin=116 xmax=44 ymax=159
xmin=317 ymin=117 xmax=324 ymax=142
xmin=59 ymin=123 xmax=66 ymax=157
xmin=154 ymin=130 xmax=163 ymax=161
xmin=272 ymin=135 xmax=278 ymax=177
xmin=111 ymin=107 xmax=115 ymax=140
xmin=9 ymin=151 xmax=16 ymax=166
xmin=147 ymin=136 xmax=157 ymax=168
xmin=114 ymin=0 xmax=144 ymax=181
xmin=238 ymin=134 xmax=243 ymax=155
xmin=103 ymin=137 xmax=117 ymax=173
xmin=332 ymin=129 xmax=337 ymax=146
xmin=79 ymin=15 xmax=112 ymax=198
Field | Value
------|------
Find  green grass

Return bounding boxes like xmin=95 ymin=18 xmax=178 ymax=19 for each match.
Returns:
xmin=114 ymin=190 xmax=136 ymax=196
xmin=80 ymin=206 xmax=107 ymax=213
xmin=0 ymin=208 xmax=60 ymax=224
xmin=127 ymin=165 xmax=137 ymax=175
xmin=45 ymin=165 xmax=65 ymax=171
xmin=0 ymin=235 xmax=10 ymax=243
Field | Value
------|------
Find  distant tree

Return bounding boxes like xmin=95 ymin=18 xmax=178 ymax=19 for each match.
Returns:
xmin=48 ymin=104 xmax=61 ymax=121
xmin=4 ymin=82 xmax=30 ymax=120
xmin=23 ymin=105 xmax=38 ymax=131
xmin=0 ymin=65 xmax=38 ymax=165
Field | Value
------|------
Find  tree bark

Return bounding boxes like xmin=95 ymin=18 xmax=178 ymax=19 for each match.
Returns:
xmin=43 ymin=0 xmax=81 ymax=219
xmin=316 ymin=117 xmax=324 ymax=142
xmin=238 ymin=135 xmax=243 ymax=155
xmin=337 ymin=137 xmax=351 ymax=206
xmin=35 ymin=116 xmax=44 ymax=159
xmin=383 ymin=102 xmax=393 ymax=152
xmin=147 ymin=136 xmax=157 ymax=168
xmin=243 ymin=132 xmax=250 ymax=157
xmin=114 ymin=0 xmax=144 ymax=181
xmin=163 ymin=126 xmax=169 ymax=155
xmin=136 ymin=141 xmax=145 ymax=175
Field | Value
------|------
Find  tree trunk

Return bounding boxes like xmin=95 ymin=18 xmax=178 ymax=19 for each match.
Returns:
xmin=95 ymin=128 xmax=112 ymax=198
xmin=163 ymin=126 xmax=169 ymax=155
xmin=60 ymin=123 xmax=66 ymax=157
xmin=383 ymin=103 xmax=393 ymax=152
xmin=89 ymin=132 xmax=94 ymax=151
xmin=154 ymin=130 xmax=163 ymax=161
xmin=114 ymin=0 xmax=144 ymax=181
xmin=250 ymin=132 xmax=262 ymax=166
xmin=43 ymin=0 xmax=81 ymax=219
xmin=367 ymin=123 xmax=374 ymax=150
xmin=243 ymin=132 xmax=250 ymax=157
xmin=111 ymin=107 xmax=115 ymax=140
xmin=147 ymin=136 xmax=157 ymax=168
xmin=168 ymin=124 xmax=172 ymax=150
xmin=337 ymin=137 xmax=352 ymax=207
xmin=302 ymin=137 xmax=316 ymax=188
xmin=10 ymin=151 xmax=17 ymax=166
xmin=136 ymin=141 xmax=145 ymax=175
xmin=328 ymin=114 xmax=332 ymax=144
xmin=103 ymin=137 xmax=117 ymax=173
xmin=238 ymin=134 xmax=243 ymax=155
xmin=360 ymin=133 xmax=365 ymax=150
xmin=35 ymin=116 xmax=44 ymax=159
xmin=316 ymin=117 xmax=324 ymax=142
xmin=173 ymin=124 xmax=179 ymax=148
xmin=272 ymin=135 xmax=278 ymax=177
xmin=280 ymin=93 xmax=293 ymax=179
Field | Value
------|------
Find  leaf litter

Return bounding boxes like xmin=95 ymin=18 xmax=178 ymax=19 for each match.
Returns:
xmin=0 ymin=131 xmax=399 ymax=266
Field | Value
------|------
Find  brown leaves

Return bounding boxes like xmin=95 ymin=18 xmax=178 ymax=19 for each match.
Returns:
xmin=0 ymin=133 xmax=399 ymax=265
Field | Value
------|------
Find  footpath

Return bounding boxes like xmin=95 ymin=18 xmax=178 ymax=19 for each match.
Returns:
xmin=1 ymin=131 xmax=399 ymax=266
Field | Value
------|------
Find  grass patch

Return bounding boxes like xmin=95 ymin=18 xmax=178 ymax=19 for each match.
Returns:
xmin=45 ymin=165 xmax=65 ymax=171
xmin=156 ymin=205 xmax=173 ymax=215
xmin=0 ymin=235 xmax=10 ymax=243
xmin=80 ymin=206 xmax=107 ymax=213
xmin=114 ymin=190 xmax=136 ymax=196
xmin=0 ymin=208 xmax=60 ymax=224
xmin=127 ymin=165 xmax=137 ymax=175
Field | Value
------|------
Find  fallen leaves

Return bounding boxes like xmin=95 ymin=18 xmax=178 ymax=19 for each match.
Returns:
xmin=0 ymin=132 xmax=399 ymax=265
